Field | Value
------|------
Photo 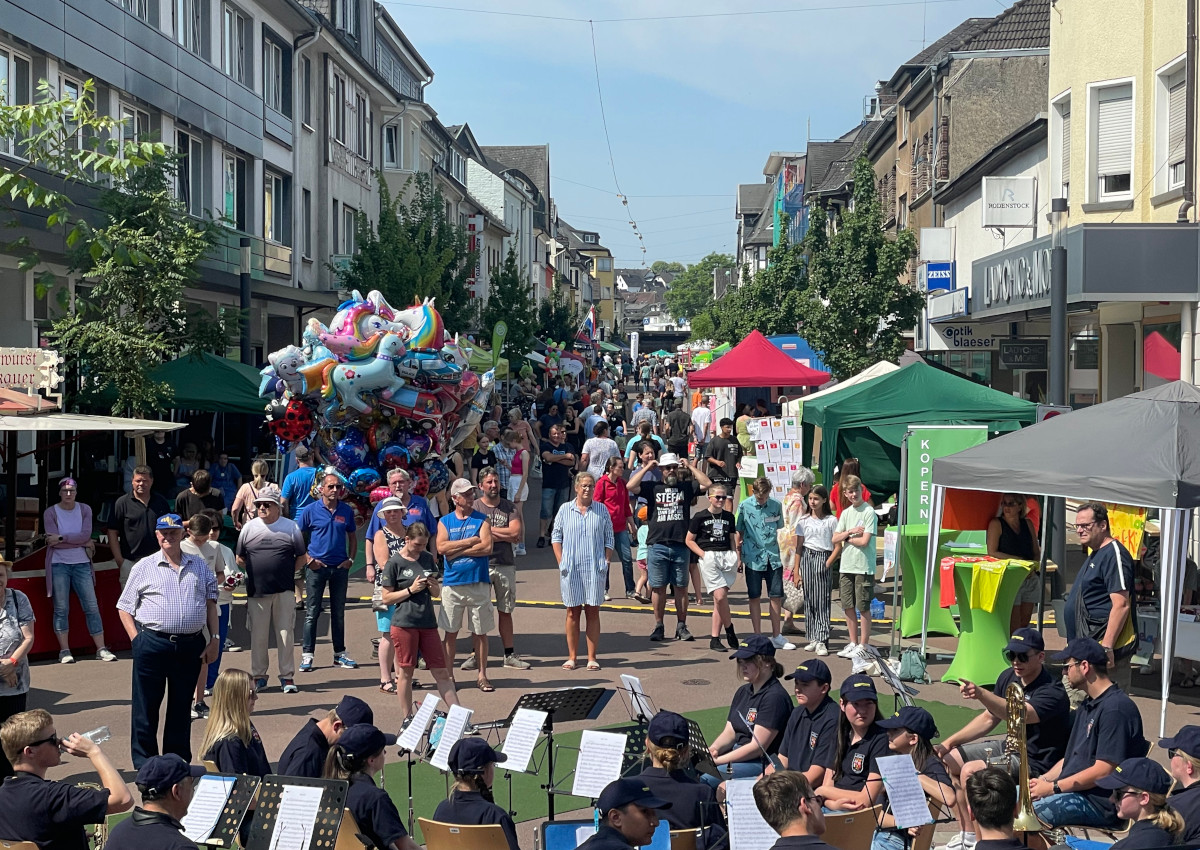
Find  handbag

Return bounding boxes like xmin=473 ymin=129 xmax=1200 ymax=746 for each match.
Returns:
xmin=782 ymin=577 xmax=805 ymax=615
xmin=371 ymin=578 xmax=389 ymax=613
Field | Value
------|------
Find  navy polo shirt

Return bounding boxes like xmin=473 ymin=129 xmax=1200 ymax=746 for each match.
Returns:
xmin=769 ymin=836 xmax=838 ymax=850
xmin=346 ymin=773 xmax=408 ymax=850
xmin=298 ymin=500 xmax=356 ymax=564
xmin=779 ymin=695 xmax=840 ymax=774
xmin=432 ymin=789 xmax=519 ymax=850
xmin=1111 ymin=818 xmax=1175 ymax=850
xmin=635 ymin=767 xmax=724 ymax=832
xmin=728 ymin=677 xmax=793 ymax=756
xmin=277 ymin=719 xmax=329 ymax=778
xmin=204 ymin=727 xmax=271 ymax=777
xmin=975 ymin=840 xmax=1029 ymax=850
xmin=1060 ymin=684 xmax=1145 ymax=815
xmin=0 ymin=771 xmax=109 ymax=850
xmin=106 ymin=808 xmax=197 ymax=850
xmin=578 ymin=824 xmax=638 ymax=850
xmin=994 ymin=666 xmax=1070 ymax=776
xmin=1171 ymin=783 xmax=1200 ymax=844
xmin=834 ymin=724 xmax=890 ymax=791
xmin=1064 ymin=539 xmax=1134 ymax=641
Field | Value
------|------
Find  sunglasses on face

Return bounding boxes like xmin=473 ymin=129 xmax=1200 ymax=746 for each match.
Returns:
xmin=710 ymin=495 xmax=727 ymax=501
xmin=28 ymin=734 xmax=60 ymax=750
xmin=1074 ymin=521 xmax=1097 ymax=531
xmin=1004 ymin=651 xmax=1031 ymax=663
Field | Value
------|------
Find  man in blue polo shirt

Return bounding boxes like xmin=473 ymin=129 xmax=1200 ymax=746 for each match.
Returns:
xmin=436 ymin=479 xmax=496 ymax=691
xmin=1065 ymin=503 xmax=1136 ymax=672
xmin=298 ymin=473 xmax=358 ymax=673
xmin=1027 ymin=637 xmax=1146 ymax=828
xmin=363 ymin=468 xmax=437 ymax=580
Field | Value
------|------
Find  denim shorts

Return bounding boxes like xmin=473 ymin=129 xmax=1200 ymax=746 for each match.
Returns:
xmin=647 ymin=543 xmax=689 ymax=589
xmin=745 ymin=565 xmax=784 ymax=599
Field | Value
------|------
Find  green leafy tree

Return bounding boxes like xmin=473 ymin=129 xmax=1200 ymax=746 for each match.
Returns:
xmin=479 ymin=244 xmax=537 ymax=358
xmin=799 ymin=157 xmax=921 ymax=379
xmin=339 ymin=172 xmax=478 ymax=332
xmin=538 ymin=274 xmax=582 ymax=343
xmin=707 ymin=228 xmax=806 ymax=345
xmin=689 ymin=310 xmax=717 ymax=342
xmin=650 ymin=260 xmax=685 ymax=274
xmin=664 ymin=252 xmax=733 ymax=321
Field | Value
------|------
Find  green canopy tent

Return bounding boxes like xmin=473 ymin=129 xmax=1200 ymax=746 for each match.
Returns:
xmin=95 ymin=352 xmax=266 ymax=414
xmin=651 ymin=349 xmax=672 ymax=357
xmin=802 ymin=361 xmax=1037 ymax=498
xmin=711 ymin=342 xmax=731 ymax=359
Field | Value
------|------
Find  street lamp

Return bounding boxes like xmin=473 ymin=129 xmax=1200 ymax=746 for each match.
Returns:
xmin=239 ymin=236 xmax=252 ymax=367
xmin=1045 ymin=197 xmax=1069 ymax=628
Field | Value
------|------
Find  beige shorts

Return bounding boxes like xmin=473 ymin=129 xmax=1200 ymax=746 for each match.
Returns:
xmin=438 ymin=582 xmax=496 ymax=635
xmin=489 ymin=564 xmax=517 ymax=614
xmin=699 ymin=550 xmax=739 ymax=593
xmin=839 ymin=572 xmax=874 ymax=613
xmin=510 ymin=474 xmax=529 ymax=502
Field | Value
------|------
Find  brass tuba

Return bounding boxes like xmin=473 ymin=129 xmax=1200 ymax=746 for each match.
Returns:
xmin=1003 ymin=681 xmax=1044 ymax=833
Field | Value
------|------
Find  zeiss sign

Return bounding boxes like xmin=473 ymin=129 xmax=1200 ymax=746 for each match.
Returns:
xmin=925 ymin=262 xmax=954 ymax=292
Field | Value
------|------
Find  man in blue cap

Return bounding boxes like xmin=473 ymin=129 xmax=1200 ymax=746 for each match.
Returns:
xmin=779 ymin=659 xmax=839 ymax=787
xmin=116 ymin=513 xmax=218 ymax=768
xmin=277 ymin=695 xmax=373 ymax=778
xmin=1161 ymin=725 xmax=1200 ymax=843
xmin=579 ymin=777 xmax=672 ymax=849
xmin=1027 ymin=637 xmax=1146 ymax=828
xmin=105 ymin=754 xmax=206 ymax=850
xmin=936 ymin=628 xmax=1070 ymax=850
xmin=433 ymin=738 xmax=518 ymax=850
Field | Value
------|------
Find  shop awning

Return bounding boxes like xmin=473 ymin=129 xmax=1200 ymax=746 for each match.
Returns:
xmin=0 ymin=413 xmax=186 ymax=433
xmin=597 ymin=340 xmax=623 ymax=353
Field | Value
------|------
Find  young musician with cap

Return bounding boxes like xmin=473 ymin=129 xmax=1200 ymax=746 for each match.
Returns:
xmin=1094 ymin=758 xmax=1184 ymax=850
xmin=752 ymin=770 xmax=835 ymax=850
xmin=578 ymin=778 xmax=673 ymax=849
xmin=323 ymin=724 xmax=417 ymax=850
xmin=1161 ymin=725 xmax=1200 ymax=843
xmin=634 ymin=711 xmax=724 ymax=835
xmin=277 ymin=695 xmax=373 ymax=777
xmin=963 ymin=767 xmax=1023 ymax=850
xmin=105 ymin=754 xmax=206 ymax=850
xmin=778 ymin=660 xmax=841 ymax=788
xmin=1028 ymin=637 xmax=1146 ymax=829
xmin=814 ymin=675 xmax=888 ymax=811
xmin=432 ymin=738 xmax=518 ymax=850
xmin=873 ymin=706 xmax=953 ymax=850
xmin=936 ymin=628 xmax=1070 ymax=850
xmin=703 ymin=634 xmax=792 ymax=788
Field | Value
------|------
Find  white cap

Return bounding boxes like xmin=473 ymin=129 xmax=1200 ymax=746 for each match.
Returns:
xmin=658 ymin=452 xmax=681 ymax=467
xmin=450 ymin=478 xmax=475 ymax=496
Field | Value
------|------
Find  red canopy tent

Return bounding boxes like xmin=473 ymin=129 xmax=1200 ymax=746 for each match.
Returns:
xmin=688 ymin=330 xmax=830 ymax=387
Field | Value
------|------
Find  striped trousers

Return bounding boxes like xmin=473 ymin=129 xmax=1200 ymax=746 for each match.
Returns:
xmin=799 ymin=546 xmax=833 ymax=642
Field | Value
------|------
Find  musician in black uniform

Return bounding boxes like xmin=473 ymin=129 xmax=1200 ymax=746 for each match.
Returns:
xmin=813 ymin=675 xmax=888 ymax=811
xmin=1161 ymin=725 xmax=1200 ymax=843
xmin=964 ymin=767 xmax=1023 ymax=850
xmin=105 ymin=755 xmax=205 ymax=850
xmin=432 ymin=738 xmax=518 ymax=850
xmin=778 ymin=659 xmax=839 ymax=787
xmin=1096 ymin=758 xmax=1185 ymax=849
xmin=634 ymin=711 xmax=724 ymax=837
xmin=323 ymin=724 xmax=417 ymax=850
xmin=578 ymin=778 xmax=672 ymax=850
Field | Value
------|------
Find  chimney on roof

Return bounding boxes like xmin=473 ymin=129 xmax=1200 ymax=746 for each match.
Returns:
xmin=863 ymin=82 xmax=886 ymax=121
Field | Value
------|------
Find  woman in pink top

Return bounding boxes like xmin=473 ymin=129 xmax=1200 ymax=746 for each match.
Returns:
xmin=503 ymin=429 xmax=531 ymax=556
xmin=594 ymin=456 xmax=634 ymax=600
xmin=43 ymin=478 xmax=115 ymax=663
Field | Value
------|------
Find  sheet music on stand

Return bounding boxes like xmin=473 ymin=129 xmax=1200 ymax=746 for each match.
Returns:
xmin=570 ymin=730 xmax=628 ymax=798
xmin=726 ymin=778 xmax=778 ymax=850
xmin=430 ymin=705 xmax=474 ymax=772
xmin=397 ymin=692 xmax=441 ymax=754
xmin=618 ymin=674 xmax=656 ymax=721
xmin=245 ymin=776 xmax=348 ymax=850
xmin=501 ymin=707 xmax=548 ymax=774
xmin=862 ymin=644 xmax=917 ymax=706
xmin=183 ymin=773 xmax=258 ymax=847
xmin=877 ymin=755 xmax=935 ymax=829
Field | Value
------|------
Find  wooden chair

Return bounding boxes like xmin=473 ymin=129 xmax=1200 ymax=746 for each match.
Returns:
xmin=202 ymin=759 xmax=220 ymax=773
xmin=0 ymin=842 xmax=40 ymax=850
xmin=669 ymin=828 xmax=699 ymax=850
xmin=417 ymin=818 xmax=511 ymax=850
xmin=336 ymin=808 xmax=371 ymax=850
xmin=822 ymin=804 xmax=882 ymax=850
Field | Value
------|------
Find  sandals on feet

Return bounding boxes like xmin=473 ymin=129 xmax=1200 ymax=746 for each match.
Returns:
xmin=562 ymin=660 xmax=578 ymax=670
xmin=477 ymin=678 xmax=496 ymax=692
xmin=586 ymin=661 xmax=601 ymax=671
xmin=379 ymin=681 xmax=397 ymax=694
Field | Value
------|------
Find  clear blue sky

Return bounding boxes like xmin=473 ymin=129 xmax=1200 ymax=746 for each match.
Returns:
xmin=380 ymin=0 xmax=1014 ymax=268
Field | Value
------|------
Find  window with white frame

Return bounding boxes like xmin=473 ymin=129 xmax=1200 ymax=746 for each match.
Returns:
xmin=263 ymin=169 xmax=290 ymax=246
xmin=222 ymin=4 xmax=251 ymax=86
xmin=302 ymin=188 xmax=312 ymax=258
xmin=59 ymin=77 xmax=82 ymax=150
xmin=1053 ymin=94 xmax=1071 ymax=202
xmin=175 ymin=0 xmax=203 ymax=56
xmin=355 ymin=93 xmax=368 ymax=158
xmin=263 ymin=36 xmax=285 ymax=114
xmin=343 ymin=204 xmax=356 ymax=254
xmin=1093 ymin=82 xmax=1133 ymax=200
xmin=597 ymin=257 xmax=612 ymax=272
xmin=121 ymin=0 xmax=152 ymax=22
xmin=176 ymin=130 xmax=204 ymax=217
xmin=1161 ymin=64 xmax=1186 ymax=191
xmin=334 ymin=0 xmax=359 ymax=39
xmin=0 ymin=48 xmax=32 ymax=157
xmin=119 ymin=103 xmax=150 ymax=149
xmin=223 ymin=150 xmax=247 ymax=231
xmin=330 ymin=68 xmax=348 ymax=144
xmin=383 ymin=124 xmax=400 ymax=168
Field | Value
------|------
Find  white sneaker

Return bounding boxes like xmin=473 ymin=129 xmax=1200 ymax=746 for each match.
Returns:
xmin=803 ymin=641 xmax=817 ymax=651
xmin=837 ymin=643 xmax=859 ymax=658
xmin=940 ymin=834 xmax=977 ymax=850
xmin=815 ymin=642 xmax=829 ymax=656
xmin=772 ymin=634 xmax=796 ymax=650
xmin=515 ymin=544 xmax=527 ymax=556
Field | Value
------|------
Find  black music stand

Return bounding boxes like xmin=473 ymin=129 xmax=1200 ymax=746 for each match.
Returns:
xmin=508 ymin=687 xmax=612 ymax=820
xmin=686 ymin=718 xmax=722 ymax=780
xmin=396 ymin=712 xmax=440 ymax=836
xmin=244 ymin=775 xmax=350 ymax=850
xmin=192 ymin=774 xmax=260 ymax=848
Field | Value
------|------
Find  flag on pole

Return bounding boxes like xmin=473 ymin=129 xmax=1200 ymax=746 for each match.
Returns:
xmin=576 ymin=306 xmax=596 ymax=343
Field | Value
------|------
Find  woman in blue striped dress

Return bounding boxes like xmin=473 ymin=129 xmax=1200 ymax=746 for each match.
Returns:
xmin=551 ymin=472 xmax=615 ymax=671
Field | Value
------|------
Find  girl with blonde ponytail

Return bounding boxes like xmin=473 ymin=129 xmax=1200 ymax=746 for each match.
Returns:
xmin=633 ymin=711 xmax=724 ymax=834
xmin=1097 ymin=757 xmax=1185 ymax=849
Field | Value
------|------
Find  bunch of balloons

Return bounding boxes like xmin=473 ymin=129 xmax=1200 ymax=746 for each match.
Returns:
xmin=260 ymin=289 xmax=493 ymax=522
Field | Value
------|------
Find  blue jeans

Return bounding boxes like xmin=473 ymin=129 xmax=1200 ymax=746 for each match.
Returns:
xmin=700 ymin=759 xmax=767 ymax=789
xmin=647 ymin=543 xmax=689 ymax=589
xmin=871 ymin=830 xmax=908 ymax=850
xmin=51 ymin=562 xmax=103 ymax=635
xmin=205 ymin=603 xmax=230 ymax=690
xmin=1034 ymin=792 xmax=1118 ymax=829
xmin=541 ymin=484 xmax=570 ymax=520
xmin=303 ymin=566 xmax=349 ymax=655
xmin=614 ymin=529 xmax=634 ymax=593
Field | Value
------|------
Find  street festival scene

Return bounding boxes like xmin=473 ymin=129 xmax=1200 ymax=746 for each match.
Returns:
xmin=5 ymin=1 xmax=1200 ymax=850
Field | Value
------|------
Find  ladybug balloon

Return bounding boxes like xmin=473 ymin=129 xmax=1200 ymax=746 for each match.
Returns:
xmin=409 ymin=467 xmax=430 ymax=497
xmin=266 ymin=399 xmax=314 ymax=443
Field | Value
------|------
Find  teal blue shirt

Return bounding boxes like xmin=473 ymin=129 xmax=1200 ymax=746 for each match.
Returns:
xmin=736 ymin=497 xmax=784 ymax=571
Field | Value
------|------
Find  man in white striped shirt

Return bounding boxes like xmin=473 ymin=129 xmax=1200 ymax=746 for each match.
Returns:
xmin=552 ymin=472 xmax=614 ymax=671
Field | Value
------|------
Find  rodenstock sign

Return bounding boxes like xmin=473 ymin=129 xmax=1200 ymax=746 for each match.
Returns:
xmin=903 ymin=426 xmax=988 ymax=524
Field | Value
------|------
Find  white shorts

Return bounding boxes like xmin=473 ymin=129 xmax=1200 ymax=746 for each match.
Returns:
xmin=509 ymin=474 xmax=529 ymax=502
xmin=699 ymin=550 xmax=739 ymax=593
xmin=437 ymin=582 xmax=496 ymax=635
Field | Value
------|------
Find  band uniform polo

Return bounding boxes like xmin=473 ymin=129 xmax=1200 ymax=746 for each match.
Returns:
xmin=779 ymin=694 xmax=840 ymax=774
xmin=834 ymin=723 xmax=889 ymax=791
xmin=346 ymin=772 xmax=410 ymax=850
xmin=634 ymin=766 xmax=724 ymax=832
xmin=727 ymin=676 xmax=792 ymax=758
xmin=1050 ymin=684 xmax=1146 ymax=818
xmin=277 ymin=719 xmax=330 ymax=778
xmin=0 ymin=772 xmax=109 ymax=850
xmin=432 ymin=790 xmax=519 ymax=850
xmin=104 ymin=808 xmax=197 ymax=850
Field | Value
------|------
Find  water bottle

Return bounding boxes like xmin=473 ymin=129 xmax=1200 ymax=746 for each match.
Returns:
xmin=870 ymin=598 xmax=886 ymax=620
xmin=81 ymin=726 xmax=111 ymax=745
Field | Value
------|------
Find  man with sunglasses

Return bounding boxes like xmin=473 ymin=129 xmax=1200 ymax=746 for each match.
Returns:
xmin=297 ymin=473 xmax=359 ymax=673
xmin=1064 ymin=503 xmax=1136 ymax=674
xmin=1160 ymin=725 xmax=1200 ymax=843
xmin=1027 ymin=637 xmax=1146 ymax=829
xmin=0 ymin=708 xmax=132 ymax=850
xmin=934 ymin=628 xmax=1069 ymax=850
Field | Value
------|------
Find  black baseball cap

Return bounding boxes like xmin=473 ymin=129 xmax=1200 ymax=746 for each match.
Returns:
xmin=1005 ymin=627 xmax=1045 ymax=654
xmin=785 ymin=659 xmax=832 ymax=684
xmin=1160 ymin=726 xmax=1200 ymax=759
xmin=839 ymin=674 xmax=878 ymax=702
xmin=596 ymin=778 xmax=673 ymax=814
xmin=730 ymin=633 xmax=776 ymax=660
xmin=135 ymin=754 xmax=206 ymax=797
xmin=1051 ymin=637 xmax=1106 ymax=666
xmin=337 ymin=695 xmax=373 ymax=727
xmin=1095 ymin=758 xmax=1172 ymax=795
xmin=647 ymin=711 xmax=689 ymax=746
xmin=877 ymin=705 xmax=940 ymax=741
xmin=448 ymin=738 xmax=507 ymax=774
xmin=339 ymin=725 xmax=397 ymax=760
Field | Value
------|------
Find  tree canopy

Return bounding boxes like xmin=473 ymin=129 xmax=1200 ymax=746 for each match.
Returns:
xmin=479 ymin=244 xmax=537 ymax=358
xmin=664 ymin=252 xmax=733 ymax=322
xmin=538 ymin=275 xmax=582 ymax=343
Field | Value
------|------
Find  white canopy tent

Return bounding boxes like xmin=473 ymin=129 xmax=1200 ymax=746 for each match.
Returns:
xmin=782 ymin=361 xmax=900 ymax=416
xmin=922 ymin=381 xmax=1200 ymax=736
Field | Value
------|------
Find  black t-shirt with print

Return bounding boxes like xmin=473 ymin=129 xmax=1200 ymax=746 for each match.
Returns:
xmin=642 ymin=480 xmax=697 ymax=546
xmin=688 ymin=509 xmax=737 ymax=551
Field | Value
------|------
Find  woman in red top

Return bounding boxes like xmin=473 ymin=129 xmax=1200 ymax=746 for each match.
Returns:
xmin=594 ymin=456 xmax=634 ymax=600
xmin=830 ymin=458 xmax=874 ymax=514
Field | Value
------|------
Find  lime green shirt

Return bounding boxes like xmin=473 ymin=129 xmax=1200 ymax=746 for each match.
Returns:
xmin=835 ymin=502 xmax=877 ymax=575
